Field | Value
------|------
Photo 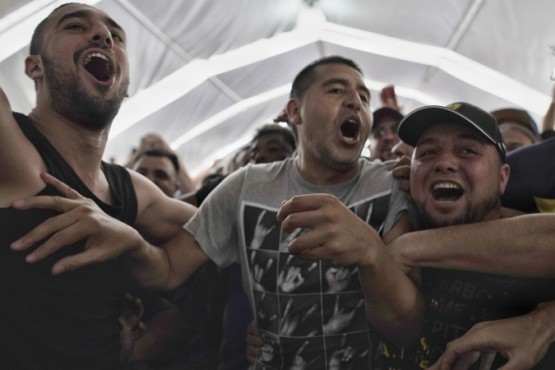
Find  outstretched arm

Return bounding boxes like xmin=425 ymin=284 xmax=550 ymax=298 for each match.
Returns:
xmin=390 ymin=213 xmax=555 ymax=278
xmin=10 ymin=172 xmax=208 ymax=290
xmin=429 ymin=300 xmax=555 ymax=370
xmin=278 ymin=193 xmax=423 ymax=345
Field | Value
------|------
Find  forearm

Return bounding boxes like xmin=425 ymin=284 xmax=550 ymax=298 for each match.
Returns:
xmin=358 ymin=247 xmax=424 ymax=345
xmin=532 ymin=300 xmax=555 ymax=346
xmin=392 ymin=214 xmax=555 ymax=278
xmin=125 ymin=229 xmax=208 ymax=291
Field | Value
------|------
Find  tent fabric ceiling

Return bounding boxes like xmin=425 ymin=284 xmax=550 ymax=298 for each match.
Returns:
xmin=1 ymin=0 xmax=554 ymax=175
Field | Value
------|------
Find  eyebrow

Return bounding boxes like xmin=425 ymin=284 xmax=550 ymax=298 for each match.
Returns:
xmin=56 ymin=10 xmax=125 ymax=34
xmin=321 ymin=78 xmax=370 ymax=97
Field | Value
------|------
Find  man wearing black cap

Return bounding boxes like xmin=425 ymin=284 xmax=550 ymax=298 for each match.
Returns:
xmin=279 ymin=102 xmax=555 ymax=368
xmin=491 ymin=107 xmax=541 ymax=152
xmin=368 ymin=107 xmax=405 ymax=161
xmin=384 ymin=102 xmax=555 ymax=369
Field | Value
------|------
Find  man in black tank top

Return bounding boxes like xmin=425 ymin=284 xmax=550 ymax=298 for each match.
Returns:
xmin=0 ymin=4 xmax=196 ymax=369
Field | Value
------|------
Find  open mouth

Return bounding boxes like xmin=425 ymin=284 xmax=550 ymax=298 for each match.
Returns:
xmin=340 ymin=119 xmax=360 ymax=140
xmin=432 ymin=182 xmax=463 ymax=201
xmin=83 ymin=52 xmax=113 ymax=82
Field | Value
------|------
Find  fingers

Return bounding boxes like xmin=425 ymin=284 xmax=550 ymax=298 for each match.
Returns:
xmin=11 ymin=210 xmax=82 ymax=255
xmin=51 ymin=245 xmax=114 ymax=275
xmin=246 ymin=322 xmax=263 ymax=364
xmin=277 ymin=193 xmax=336 ymax=222
xmin=41 ymin=173 xmax=83 ymax=199
xmin=391 ymin=157 xmax=411 ymax=192
xmin=11 ymin=173 xmax=85 ymax=211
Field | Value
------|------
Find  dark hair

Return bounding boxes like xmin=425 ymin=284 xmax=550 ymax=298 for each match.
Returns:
xmin=30 ymin=3 xmax=81 ymax=55
xmin=252 ymin=123 xmax=297 ymax=150
xmin=290 ymin=55 xmax=363 ymax=99
xmin=135 ymin=149 xmax=180 ymax=173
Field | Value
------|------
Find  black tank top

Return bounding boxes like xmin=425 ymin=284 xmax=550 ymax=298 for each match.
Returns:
xmin=0 ymin=113 xmax=138 ymax=369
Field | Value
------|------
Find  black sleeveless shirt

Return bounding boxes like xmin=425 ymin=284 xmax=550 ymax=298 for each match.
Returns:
xmin=0 ymin=113 xmax=137 ymax=369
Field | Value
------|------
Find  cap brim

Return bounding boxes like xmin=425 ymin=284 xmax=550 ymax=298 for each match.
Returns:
xmin=398 ymin=105 xmax=496 ymax=147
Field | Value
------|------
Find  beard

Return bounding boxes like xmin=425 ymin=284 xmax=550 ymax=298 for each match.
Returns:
xmin=417 ymin=195 xmax=501 ymax=229
xmin=42 ymin=52 xmax=128 ymax=130
xmin=319 ymin=146 xmax=361 ymax=172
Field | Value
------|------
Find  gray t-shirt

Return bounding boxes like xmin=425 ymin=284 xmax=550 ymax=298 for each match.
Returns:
xmin=185 ymin=157 xmax=408 ymax=369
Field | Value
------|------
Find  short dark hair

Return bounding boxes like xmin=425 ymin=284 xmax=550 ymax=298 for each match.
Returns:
xmin=290 ymin=55 xmax=363 ymax=100
xmin=252 ymin=123 xmax=297 ymax=150
xmin=30 ymin=3 xmax=80 ymax=55
xmin=134 ymin=149 xmax=180 ymax=173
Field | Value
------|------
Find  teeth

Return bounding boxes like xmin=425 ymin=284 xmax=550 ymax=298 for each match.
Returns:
xmin=433 ymin=182 xmax=460 ymax=190
xmin=84 ymin=52 xmax=108 ymax=64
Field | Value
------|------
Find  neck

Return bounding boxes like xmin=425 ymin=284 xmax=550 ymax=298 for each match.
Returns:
xmin=29 ymin=107 xmax=109 ymax=178
xmin=295 ymin=154 xmax=361 ymax=185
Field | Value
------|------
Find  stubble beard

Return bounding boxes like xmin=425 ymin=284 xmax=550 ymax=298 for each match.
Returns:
xmin=42 ymin=52 xmax=128 ymax=130
xmin=418 ymin=195 xmax=501 ymax=229
xmin=319 ymin=145 xmax=360 ymax=172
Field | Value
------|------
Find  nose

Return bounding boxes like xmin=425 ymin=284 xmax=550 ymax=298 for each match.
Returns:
xmin=91 ymin=23 xmax=113 ymax=48
xmin=382 ymin=129 xmax=398 ymax=142
xmin=434 ymin=151 xmax=458 ymax=172
xmin=344 ymin=89 xmax=362 ymax=110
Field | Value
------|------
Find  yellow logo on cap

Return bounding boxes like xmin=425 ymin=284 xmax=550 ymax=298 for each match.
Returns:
xmin=447 ymin=103 xmax=462 ymax=110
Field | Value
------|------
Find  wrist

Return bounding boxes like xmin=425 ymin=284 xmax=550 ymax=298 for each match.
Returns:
xmin=531 ymin=301 xmax=555 ymax=343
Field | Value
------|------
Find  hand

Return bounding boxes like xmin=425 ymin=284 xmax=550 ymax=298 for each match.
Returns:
xmin=279 ymin=299 xmax=318 ymax=337
xmin=391 ymin=155 xmax=411 ymax=193
xmin=119 ymin=294 xmax=146 ymax=364
xmin=277 ymin=255 xmax=317 ymax=293
xmin=429 ymin=310 xmax=553 ymax=370
xmin=325 ymin=266 xmax=356 ymax=293
xmin=323 ymin=295 xmax=363 ymax=335
xmin=250 ymin=210 xmax=276 ymax=249
xmin=251 ymin=250 xmax=274 ymax=291
xmin=10 ymin=173 xmax=142 ymax=274
xmin=273 ymin=107 xmax=289 ymax=124
xmin=246 ymin=321 xmax=263 ymax=364
xmin=277 ymin=194 xmax=383 ymax=266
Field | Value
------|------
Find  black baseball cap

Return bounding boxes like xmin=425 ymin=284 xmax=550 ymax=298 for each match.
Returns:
xmin=397 ymin=102 xmax=506 ymax=162
xmin=372 ymin=107 xmax=404 ymax=132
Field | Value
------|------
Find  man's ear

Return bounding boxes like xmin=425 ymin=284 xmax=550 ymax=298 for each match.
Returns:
xmin=286 ymin=99 xmax=301 ymax=127
xmin=499 ymin=163 xmax=511 ymax=195
xmin=25 ymin=55 xmax=43 ymax=81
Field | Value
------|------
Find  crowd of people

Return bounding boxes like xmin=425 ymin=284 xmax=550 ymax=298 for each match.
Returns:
xmin=1 ymin=3 xmax=555 ymax=370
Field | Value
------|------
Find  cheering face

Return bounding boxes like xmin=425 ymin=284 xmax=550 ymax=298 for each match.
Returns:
xmin=290 ymin=63 xmax=372 ymax=174
xmin=35 ymin=4 xmax=130 ymax=128
xmin=410 ymin=122 xmax=510 ymax=228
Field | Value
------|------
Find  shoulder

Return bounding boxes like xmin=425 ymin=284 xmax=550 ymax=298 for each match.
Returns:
xmin=129 ymin=169 xmax=195 ymax=220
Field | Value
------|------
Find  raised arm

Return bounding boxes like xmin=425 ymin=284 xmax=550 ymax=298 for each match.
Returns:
xmin=0 ymin=87 xmax=45 ymax=205
xmin=390 ymin=213 xmax=555 ymax=278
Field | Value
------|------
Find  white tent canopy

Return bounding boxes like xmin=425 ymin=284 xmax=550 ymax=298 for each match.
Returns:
xmin=1 ymin=0 xmax=554 ymax=176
